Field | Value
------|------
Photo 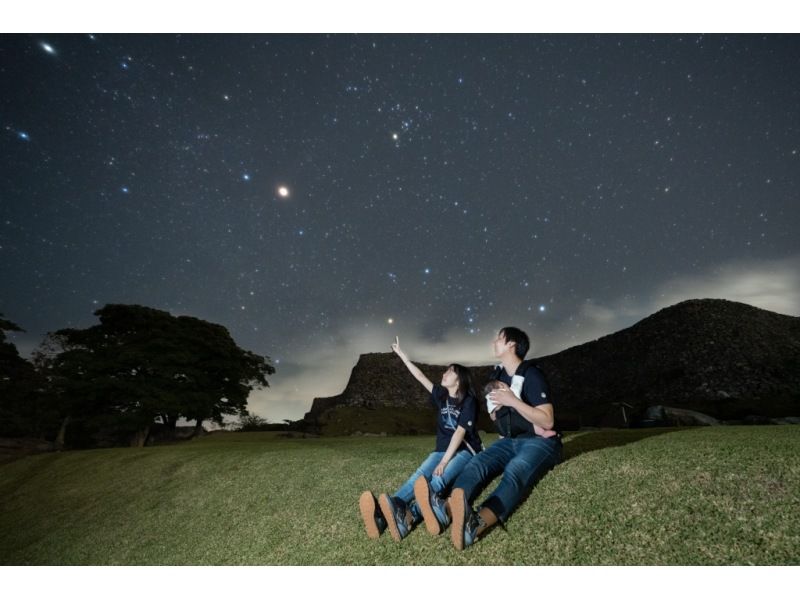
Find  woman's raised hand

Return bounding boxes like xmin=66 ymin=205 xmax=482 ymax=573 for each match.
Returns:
xmin=391 ymin=335 xmax=409 ymax=360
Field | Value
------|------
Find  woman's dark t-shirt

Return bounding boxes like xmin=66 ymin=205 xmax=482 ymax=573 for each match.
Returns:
xmin=430 ymin=384 xmax=483 ymax=454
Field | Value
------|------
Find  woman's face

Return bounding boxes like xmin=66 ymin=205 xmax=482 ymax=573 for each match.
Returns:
xmin=441 ymin=366 xmax=459 ymax=387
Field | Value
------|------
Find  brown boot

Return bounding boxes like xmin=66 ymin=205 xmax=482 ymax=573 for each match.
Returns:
xmin=359 ymin=491 xmax=387 ymax=539
xmin=378 ymin=493 xmax=413 ymax=541
xmin=449 ymin=489 xmax=494 ymax=550
xmin=414 ymin=476 xmax=450 ymax=535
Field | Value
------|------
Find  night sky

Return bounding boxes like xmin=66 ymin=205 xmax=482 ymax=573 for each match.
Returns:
xmin=2 ymin=34 xmax=799 ymax=422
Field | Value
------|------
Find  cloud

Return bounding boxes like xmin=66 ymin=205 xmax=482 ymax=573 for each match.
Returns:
xmin=247 ymin=255 xmax=800 ymax=422
xmin=652 ymin=256 xmax=800 ymax=317
xmin=544 ymin=255 xmax=800 ymax=357
xmin=245 ymin=323 xmax=499 ymax=423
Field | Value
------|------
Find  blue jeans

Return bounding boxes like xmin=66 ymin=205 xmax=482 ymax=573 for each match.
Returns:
xmin=452 ymin=436 xmax=561 ymax=522
xmin=393 ymin=449 xmax=475 ymax=506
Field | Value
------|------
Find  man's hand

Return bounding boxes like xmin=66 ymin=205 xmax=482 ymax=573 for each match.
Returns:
xmin=433 ymin=460 xmax=448 ymax=477
xmin=488 ymin=387 xmax=519 ymax=409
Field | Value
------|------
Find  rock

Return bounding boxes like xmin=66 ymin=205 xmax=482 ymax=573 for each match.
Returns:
xmin=641 ymin=405 xmax=720 ymax=427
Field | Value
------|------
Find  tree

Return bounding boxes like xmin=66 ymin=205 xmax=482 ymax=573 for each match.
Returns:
xmin=237 ymin=413 xmax=270 ymax=431
xmin=0 ymin=314 xmax=46 ymax=438
xmin=35 ymin=304 xmax=275 ymax=447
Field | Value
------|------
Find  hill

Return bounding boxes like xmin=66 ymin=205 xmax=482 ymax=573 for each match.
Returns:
xmin=303 ymin=299 xmax=800 ymax=434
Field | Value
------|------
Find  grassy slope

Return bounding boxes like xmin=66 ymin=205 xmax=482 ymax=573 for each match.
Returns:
xmin=1 ymin=427 xmax=798 ymax=565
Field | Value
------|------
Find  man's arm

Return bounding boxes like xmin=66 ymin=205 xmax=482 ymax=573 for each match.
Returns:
xmin=488 ymin=388 xmax=554 ymax=429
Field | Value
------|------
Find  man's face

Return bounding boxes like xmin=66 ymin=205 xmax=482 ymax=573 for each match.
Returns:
xmin=491 ymin=333 xmax=514 ymax=359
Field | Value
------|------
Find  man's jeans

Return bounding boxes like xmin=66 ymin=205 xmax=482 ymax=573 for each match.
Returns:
xmin=394 ymin=449 xmax=475 ymax=506
xmin=452 ymin=436 xmax=562 ymax=522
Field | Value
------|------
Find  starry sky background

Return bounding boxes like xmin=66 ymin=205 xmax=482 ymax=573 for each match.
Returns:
xmin=2 ymin=34 xmax=799 ymax=422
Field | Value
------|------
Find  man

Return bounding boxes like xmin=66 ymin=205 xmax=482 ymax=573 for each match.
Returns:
xmin=416 ymin=326 xmax=562 ymax=550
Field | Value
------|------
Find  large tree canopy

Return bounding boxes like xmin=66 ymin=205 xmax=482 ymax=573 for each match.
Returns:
xmin=37 ymin=304 xmax=275 ymax=446
xmin=0 ymin=314 xmax=44 ymax=437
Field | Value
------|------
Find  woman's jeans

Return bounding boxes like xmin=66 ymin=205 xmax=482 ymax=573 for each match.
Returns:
xmin=452 ymin=435 xmax=562 ymax=522
xmin=393 ymin=449 xmax=475 ymax=507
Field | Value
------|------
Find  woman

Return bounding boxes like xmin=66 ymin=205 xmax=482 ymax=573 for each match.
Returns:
xmin=358 ymin=336 xmax=483 ymax=541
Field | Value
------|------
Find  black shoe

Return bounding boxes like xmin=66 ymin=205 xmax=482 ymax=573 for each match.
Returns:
xmin=414 ymin=476 xmax=450 ymax=535
xmin=448 ymin=488 xmax=483 ymax=550
xmin=359 ymin=491 xmax=387 ymax=539
xmin=378 ymin=493 xmax=412 ymax=541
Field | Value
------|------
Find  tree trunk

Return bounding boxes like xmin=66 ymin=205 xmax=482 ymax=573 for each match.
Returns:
xmin=132 ymin=425 xmax=150 ymax=447
xmin=189 ymin=418 xmax=204 ymax=439
xmin=55 ymin=415 xmax=71 ymax=450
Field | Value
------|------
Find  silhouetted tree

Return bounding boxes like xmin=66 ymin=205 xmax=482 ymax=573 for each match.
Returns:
xmin=0 ymin=314 xmax=46 ymax=438
xmin=35 ymin=304 xmax=275 ymax=447
xmin=237 ymin=413 xmax=270 ymax=431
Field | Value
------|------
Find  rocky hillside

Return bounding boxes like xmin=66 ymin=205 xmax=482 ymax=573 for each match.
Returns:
xmin=303 ymin=299 xmax=800 ymax=434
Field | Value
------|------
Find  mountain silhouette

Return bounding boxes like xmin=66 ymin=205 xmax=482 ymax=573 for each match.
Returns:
xmin=303 ymin=299 xmax=800 ymax=434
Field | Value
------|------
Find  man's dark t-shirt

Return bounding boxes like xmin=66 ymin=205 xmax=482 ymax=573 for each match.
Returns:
xmin=492 ymin=363 xmax=556 ymax=438
xmin=430 ymin=384 xmax=483 ymax=454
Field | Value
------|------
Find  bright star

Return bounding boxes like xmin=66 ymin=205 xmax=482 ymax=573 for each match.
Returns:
xmin=539 ymin=305 xmax=546 ymax=312
xmin=387 ymin=318 xmax=394 ymax=324
xmin=277 ymin=186 xmax=289 ymax=198
xmin=18 ymin=131 xmax=30 ymax=141
xmin=391 ymin=133 xmax=399 ymax=141
xmin=242 ymin=174 xmax=251 ymax=181
xmin=40 ymin=42 xmax=56 ymax=55
xmin=121 ymin=187 xmax=130 ymax=194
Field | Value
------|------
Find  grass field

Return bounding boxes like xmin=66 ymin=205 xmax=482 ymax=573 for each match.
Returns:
xmin=1 ymin=426 xmax=798 ymax=565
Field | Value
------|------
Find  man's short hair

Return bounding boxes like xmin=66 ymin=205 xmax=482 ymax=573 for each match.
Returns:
xmin=499 ymin=326 xmax=529 ymax=359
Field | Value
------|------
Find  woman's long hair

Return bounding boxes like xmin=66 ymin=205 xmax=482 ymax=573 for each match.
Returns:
xmin=448 ymin=363 xmax=476 ymax=405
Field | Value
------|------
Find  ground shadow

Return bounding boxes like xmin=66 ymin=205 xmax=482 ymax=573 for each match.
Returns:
xmin=560 ymin=427 xmax=680 ymax=462
xmin=485 ymin=427 xmax=683 ymax=533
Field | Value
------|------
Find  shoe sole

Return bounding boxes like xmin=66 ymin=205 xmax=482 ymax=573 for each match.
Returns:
xmin=378 ymin=493 xmax=402 ymax=542
xmin=449 ymin=488 xmax=466 ymax=551
xmin=359 ymin=491 xmax=381 ymax=539
xmin=413 ymin=476 xmax=441 ymax=535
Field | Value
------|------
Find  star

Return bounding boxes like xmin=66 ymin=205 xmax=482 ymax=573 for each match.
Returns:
xmin=242 ymin=173 xmax=251 ymax=181
xmin=39 ymin=42 xmax=56 ymax=55
xmin=539 ymin=305 xmax=546 ymax=312
xmin=277 ymin=185 xmax=289 ymax=198
xmin=17 ymin=131 xmax=30 ymax=141
xmin=391 ymin=132 xmax=399 ymax=141
xmin=387 ymin=318 xmax=394 ymax=324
